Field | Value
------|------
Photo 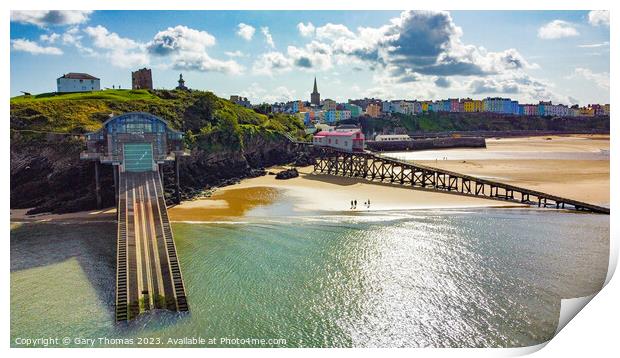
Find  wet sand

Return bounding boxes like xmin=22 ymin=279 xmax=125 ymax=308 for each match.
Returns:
xmin=168 ymin=167 xmax=524 ymax=222
xmin=415 ymin=159 xmax=609 ymax=206
xmin=169 ymin=134 xmax=609 ymax=221
xmin=12 ymin=135 xmax=609 ymax=222
xmin=414 ymin=135 xmax=609 ymax=206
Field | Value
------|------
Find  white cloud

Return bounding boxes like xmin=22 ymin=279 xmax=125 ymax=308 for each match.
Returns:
xmin=240 ymin=82 xmax=297 ymax=103
xmin=85 ymin=25 xmax=141 ymax=50
xmin=148 ymin=25 xmax=215 ymax=55
xmin=39 ymin=33 xmax=60 ymax=43
xmin=588 ymin=10 xmax=610 ymax=27
xmin=237 ymin=23 xmax=255 ymax=41
xmin=83 ymin=25 xmax=148 ymax=68
xmin=463 ymin=72 xmax=577 ymax=104
xmin=57 ymin=27 xmax=95 ymax=56
xmin=572 ymin=67 xmax=609 ymax=90
xmin=252 ymin=9 xmax=548 ymax=103
xmin=578 ymin=41 xmax=609 ymax=48
xmin=147 ymin=25 xmax=243 ymax=74
xmin=61 ymin=27 xmax=81 ymax=45
xmin=252 ymin=40 xmax=337 ymax=75
xmin=537 ymin=20 xmax=579 ymax=39
xmin=252 ymin=52 xmax=293 ymax=75
xmin=169 ymin=52 xmax=243 ymax=74
xmin=315 ymin=23 xmax=355 ymax=40
xmin=297 ymin=22 xmax=315 ymax=37
xmin=286 ymin=41 xmax=334 ymax=71
xmin=261 ymin=27 xmax=275 ymax=48
xmin=11 ymin=39 xmax=63 ymax=55
xmin=11 ymin=10 xmax=92 ymax=27
xmin=225 ymin=50 xmax=245 ymax=57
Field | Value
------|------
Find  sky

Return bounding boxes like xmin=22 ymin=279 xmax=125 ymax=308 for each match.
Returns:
xmin=10 ymin=10 xmax=610 ymax=105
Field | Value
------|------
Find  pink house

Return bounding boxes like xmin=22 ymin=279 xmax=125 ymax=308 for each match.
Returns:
xmin=312 ymin=130 xmax=365 ymax=152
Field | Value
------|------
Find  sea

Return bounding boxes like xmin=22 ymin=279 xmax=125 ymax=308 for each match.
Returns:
xmin=10 ymin=208 xmax=609 ymax=348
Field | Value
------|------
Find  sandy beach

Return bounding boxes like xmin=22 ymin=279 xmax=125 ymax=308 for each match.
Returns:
xmin=11 ymin=135 xmax=609 ymax=222
xmin=169 ymin=134 xmax=609 ymax=221
xmin=168 ymin=167 xmax=520 ymax=221
xmin=413 ymin=135 xmax=609 ymax=206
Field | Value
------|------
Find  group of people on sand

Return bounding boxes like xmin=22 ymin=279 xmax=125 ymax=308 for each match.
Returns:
xmin=350 ymin=199 xmax=371 ymax=210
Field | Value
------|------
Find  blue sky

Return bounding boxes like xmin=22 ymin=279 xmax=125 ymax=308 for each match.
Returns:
xmin=10 ymin=10 xmax=610 ymax=105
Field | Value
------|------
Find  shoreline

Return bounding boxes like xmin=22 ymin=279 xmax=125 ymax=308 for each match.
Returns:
xmin=11 ymin=134 xmax=609 ymax=223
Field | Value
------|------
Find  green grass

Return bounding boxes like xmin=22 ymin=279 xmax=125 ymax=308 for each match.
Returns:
xmin=10 ymin=88 xmax=307 ymax=151
xmin=10 ymin=89 xmax=161 ymax=103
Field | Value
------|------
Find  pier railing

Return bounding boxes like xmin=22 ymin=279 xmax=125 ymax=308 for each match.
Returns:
xmin=312 ymin=148 xmax=609 ymax=214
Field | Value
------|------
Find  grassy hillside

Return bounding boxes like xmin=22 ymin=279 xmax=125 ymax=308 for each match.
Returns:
xmin=357 ymin=112 xmax=610 ymax=135
xmin=10 ymin=89 xmax=308 ymax=214
xmin=10 ymin=89 xmax=307 ymax=151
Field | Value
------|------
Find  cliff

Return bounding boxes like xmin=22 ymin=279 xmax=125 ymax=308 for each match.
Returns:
xmin=10 ymin=89 xmax=306 ymax=214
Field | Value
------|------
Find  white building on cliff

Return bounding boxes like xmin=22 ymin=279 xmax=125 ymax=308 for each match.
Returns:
xmin=57 ymin=73 xmax=100 ymax=93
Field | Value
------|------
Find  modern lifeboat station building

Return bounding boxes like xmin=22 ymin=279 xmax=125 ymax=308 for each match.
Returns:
xmin=81 ymin=112 xmax=187 ymax=207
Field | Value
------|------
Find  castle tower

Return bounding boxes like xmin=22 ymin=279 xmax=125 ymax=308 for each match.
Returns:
xmin=311 ymin=77 xmax=320 ymax=106
xmin=131 ymin=68 xmax=153 ymax=90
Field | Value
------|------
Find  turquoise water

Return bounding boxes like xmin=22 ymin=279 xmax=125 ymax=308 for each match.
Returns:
xmin=10 ymin=209 xmax=609 ymax=347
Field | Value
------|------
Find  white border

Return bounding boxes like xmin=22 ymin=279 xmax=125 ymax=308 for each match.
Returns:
xmin=4 ymin=1 xmax=616 ymax=357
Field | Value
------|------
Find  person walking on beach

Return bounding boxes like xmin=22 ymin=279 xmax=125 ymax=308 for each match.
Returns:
xmin=354 ymin=200 xmax=357 ymax=209
xmin=350 ymin=200 xmax=354 ymax=209
xmin=367 ymin=199 xmax=371 ymax=208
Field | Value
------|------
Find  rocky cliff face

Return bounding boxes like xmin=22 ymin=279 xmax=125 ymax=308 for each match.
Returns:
xmin=10 ymin=132 xmax=301 ymax=215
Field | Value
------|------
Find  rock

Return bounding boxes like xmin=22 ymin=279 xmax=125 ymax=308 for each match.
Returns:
xmin=267 ymin=171 xmax=276 ymax=175
xmin=248 ymin=168 xmax=267 ymax=178
xmin=275 ymin=168 xmax=299 ymax=180
xmin=293 ymin=151 xmax=316 ymax=167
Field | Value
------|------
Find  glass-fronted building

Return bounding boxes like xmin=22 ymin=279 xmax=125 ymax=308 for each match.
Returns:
xmin=81 ymin=112 xmax=185 ymax=172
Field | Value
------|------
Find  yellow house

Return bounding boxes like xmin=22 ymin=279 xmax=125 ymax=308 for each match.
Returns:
xmin=579 ymin=107 xmax=595 ymax=117
xmin=366 ymin=103 xmax=381 ymax=118
xmin=472 ymin=100 xmax=483 ymax=112
xmin=463 ymin=99 xmax=474 ymax=112
xmin=421 ymin=101 xmax=429 ymax=112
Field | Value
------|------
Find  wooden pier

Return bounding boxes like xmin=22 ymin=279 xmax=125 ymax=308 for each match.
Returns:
xmin=115 ymin=169 xmax=189 ymax=321
xmin=313 ymin=148 xmax=609 ymax=214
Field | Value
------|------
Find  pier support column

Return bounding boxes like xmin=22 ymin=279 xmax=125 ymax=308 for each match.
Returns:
xmin=94 ymin=161 xmax=102 ymax=209
xmin=113 ymin=164 xmax=118 ymax=208
xmin=175 ymin=156 xmax=181 ymax=204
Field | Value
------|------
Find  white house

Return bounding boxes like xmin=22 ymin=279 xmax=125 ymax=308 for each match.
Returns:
xmin=57 ymin=73 xmax=100 ymax=93
xmin=312 ymin=130 xmax=365 ymax=152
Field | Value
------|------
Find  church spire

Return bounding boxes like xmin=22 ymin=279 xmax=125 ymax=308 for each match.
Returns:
xmin=311 ymin=76 xmax=320 ymax=106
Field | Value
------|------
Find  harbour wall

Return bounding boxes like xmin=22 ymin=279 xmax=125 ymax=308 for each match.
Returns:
xmin=366 ymin=137 xmax=486 ymax=152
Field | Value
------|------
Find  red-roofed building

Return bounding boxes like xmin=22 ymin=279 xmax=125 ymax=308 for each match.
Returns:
xmin=57 ymin=72 xmax=101 ymax=93
xmin=312 ymin=130 xmax=365 ymax=152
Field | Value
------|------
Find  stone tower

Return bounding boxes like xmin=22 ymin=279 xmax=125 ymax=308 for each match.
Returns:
xmin=131 ymin=68 xmax=153 ymax=90
xmin=311 ymin=77 xmax=320 ymax=106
